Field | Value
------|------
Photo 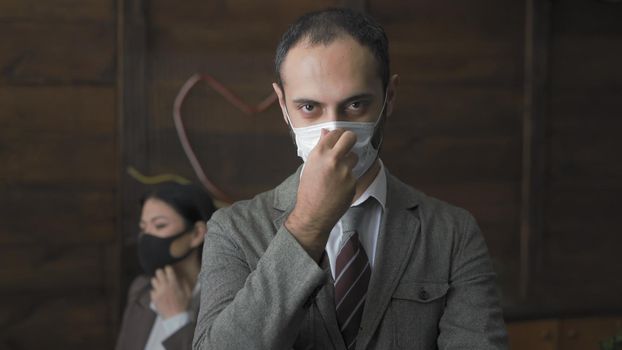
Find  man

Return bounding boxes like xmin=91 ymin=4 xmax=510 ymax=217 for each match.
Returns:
xmin=193 ymin=8 xmax=508 ymax=350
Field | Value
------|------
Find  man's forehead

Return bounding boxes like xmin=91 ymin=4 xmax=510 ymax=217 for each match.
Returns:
xmin=280 ymin=36 xmax=382 ymax=97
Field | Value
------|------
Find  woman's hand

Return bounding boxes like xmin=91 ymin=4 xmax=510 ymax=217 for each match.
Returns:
xmin=150 ymin=266 xmax=193 ymax=319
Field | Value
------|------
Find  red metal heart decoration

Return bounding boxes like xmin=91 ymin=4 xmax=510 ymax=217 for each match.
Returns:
xmin=173 ymin=73 xmax=279 ymax=204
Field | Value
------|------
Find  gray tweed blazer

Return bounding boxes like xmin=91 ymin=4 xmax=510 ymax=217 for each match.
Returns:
xmin=193 ymin=166 xmax=508 ymax=350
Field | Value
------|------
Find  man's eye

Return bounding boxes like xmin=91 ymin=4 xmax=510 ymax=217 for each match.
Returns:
xmin=155 ymin=224 xmax=167 ymax=230
xmin=346 ymin=101 xmax=367 ymax=114
xmin=300 ymin=104 xmax=315 ymax=112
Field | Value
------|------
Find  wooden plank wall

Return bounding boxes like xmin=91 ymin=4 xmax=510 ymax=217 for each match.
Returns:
xmin=0 ymin=0 xmax=118 ymax=349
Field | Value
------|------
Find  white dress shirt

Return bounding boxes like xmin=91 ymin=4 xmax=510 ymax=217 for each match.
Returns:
xmin=325 ymin=160 xmax=387 ymax=278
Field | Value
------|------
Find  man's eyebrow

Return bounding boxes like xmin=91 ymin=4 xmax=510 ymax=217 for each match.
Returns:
xmin=291 ymin=93 xmax=375 ymax=106
xmin=291 ymin=98 xmax=320 ymax=105
xmin=339 ymin=93 xmax=375 ymax=106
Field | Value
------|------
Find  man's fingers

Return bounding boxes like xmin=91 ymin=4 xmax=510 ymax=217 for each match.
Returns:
xmin=318 ymin=128 xmax=345 ymax=149
xmin=151 ymin=277 xmax=159 ymax=289
xmin=342 ymin=152 xmax=359 ymax=171
xmin=332 ymin=130 xmax=357 ymax=158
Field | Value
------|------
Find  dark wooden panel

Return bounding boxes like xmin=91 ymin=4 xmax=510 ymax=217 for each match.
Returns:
xmin=383 ymin=134 xmax=521 ymax=183
xmin=0 ymin=294 xmax=114 ymax=350
xmin=389 ymin=39 xmax=523 ymax=86
xmin=370 ymin=0 xmax=524 ymax=41
xmin=551 ymin=90 xmax=622 ymax=122
xmin=551 ymin=0 xmax=622 ymax=36
xmin=550 ymin=36 xmax=622 ymax=89
xmin=372 ymin=0 xmax=524 ymax=86
xmin=0 ymin=0 xmax=113 ymax=21
xmin=149 ymin=1 xmax=344 ymax=54
xmin=0 ymin=186 xmax=115 ymax=244
xmin=149 ymin=0 xmax=342 ymax=27
xmin=548 ymin=0 xmax=622 ymax=89
xmin=0 ymin=21 xmax=115 ymax=84
xmin=545 ymin=188 xmax=620 ymax=256
xmin=0 ymin=244 xmax=108 ymax=292
xmin=0 ymin=86 xmax=115 ymax=132
xmin=0 ymin=130 xmax=115 ymax=186
xmin=389 ymin=84 xmax=522 ymax=137
xmin=549 ymin=125 xmax=622 ymax=189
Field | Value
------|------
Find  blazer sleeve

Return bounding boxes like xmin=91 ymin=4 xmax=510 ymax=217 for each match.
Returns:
xmin=192 ymin=217 xmax=327 ymax=350
xmin=437 ymin=213 xmax=509 ymax=349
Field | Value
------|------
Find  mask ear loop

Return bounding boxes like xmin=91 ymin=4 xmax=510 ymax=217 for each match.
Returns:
xmin=371 ymin=89 xmax=389 ymax=150
xmin=282 ymin=105 xmax=298 ymax=146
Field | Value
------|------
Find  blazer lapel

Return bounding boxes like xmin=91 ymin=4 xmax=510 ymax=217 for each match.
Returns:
xmin=357 ymin=172 xmax=420 ymax=350
xmin=315 ymin=276 xmax=348 ymax=349
xmin=132 ymin=282 xmax=158 ymax=349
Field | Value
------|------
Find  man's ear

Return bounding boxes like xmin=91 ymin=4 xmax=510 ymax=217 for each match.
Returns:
xmin=190 ymin=221 xmax=206 ymax=248
xmin=272 ymin=82 xmax=289 ymax=126
xmin=385 ymin=74 xmax=399 ymax=117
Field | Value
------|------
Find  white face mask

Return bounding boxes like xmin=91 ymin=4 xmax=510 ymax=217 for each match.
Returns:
xmin=284 ymin=94 xmax=387 ymax=179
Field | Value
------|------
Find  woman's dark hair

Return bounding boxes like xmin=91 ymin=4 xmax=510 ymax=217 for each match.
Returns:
xmin=275 ymin=8 xmax=390 ymax=91
xmin=140 ymin=182 xmax=216 ymax=229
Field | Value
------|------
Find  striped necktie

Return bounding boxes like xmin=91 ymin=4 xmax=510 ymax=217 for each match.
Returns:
xmin=334 ymin=200 xmax=372 ymax=349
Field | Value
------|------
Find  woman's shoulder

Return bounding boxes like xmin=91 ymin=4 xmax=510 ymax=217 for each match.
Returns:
xmin=126 ymin=274 xmax=151 ymax=301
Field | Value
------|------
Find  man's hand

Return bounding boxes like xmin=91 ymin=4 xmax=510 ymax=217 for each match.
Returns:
xmin=150 ymin=266 xmax=192 ymax=319
xmin=285 ymin=128 xmax=358 ymax=261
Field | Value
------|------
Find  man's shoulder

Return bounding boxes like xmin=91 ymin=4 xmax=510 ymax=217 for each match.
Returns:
xmin=209 ymin=188 xmax=276 ymax=228
xmin=208 ymin=169 xmax=299 ymax=230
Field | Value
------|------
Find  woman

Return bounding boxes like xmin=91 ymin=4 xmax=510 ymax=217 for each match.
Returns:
xmin=116 ymin=182 xmax=216 ymax=350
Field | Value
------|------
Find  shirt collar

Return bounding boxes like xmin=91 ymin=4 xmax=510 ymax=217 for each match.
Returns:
xmin=351 ymin=159 xmax=387 ymax=210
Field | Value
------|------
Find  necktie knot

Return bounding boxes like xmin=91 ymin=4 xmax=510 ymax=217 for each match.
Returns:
xmin=340 ymin=197 xmax=374 ymax=235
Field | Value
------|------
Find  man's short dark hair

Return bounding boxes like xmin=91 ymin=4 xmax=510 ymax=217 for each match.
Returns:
xmin=275 ymin=8 xmax=390 ymax=91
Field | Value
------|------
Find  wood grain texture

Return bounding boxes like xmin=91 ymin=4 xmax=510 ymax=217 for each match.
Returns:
xmin=0 ymin=186 xmax=115 ymax=244
xmin=0 ymin=244 xmax=111 ymax=292
xmin=0 ymin=0 xmax=113 ymax=21
xmin=0 ymin=86 xmax=115 ymax=132
xmin=0 ymin=295 xmax=114 ymax=350
xmin=0 ymin=21 xmax=115 ymax=85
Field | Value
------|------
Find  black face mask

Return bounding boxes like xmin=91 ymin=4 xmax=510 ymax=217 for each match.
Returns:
xmin=137 ymin=229 xmax=194 ymax=276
